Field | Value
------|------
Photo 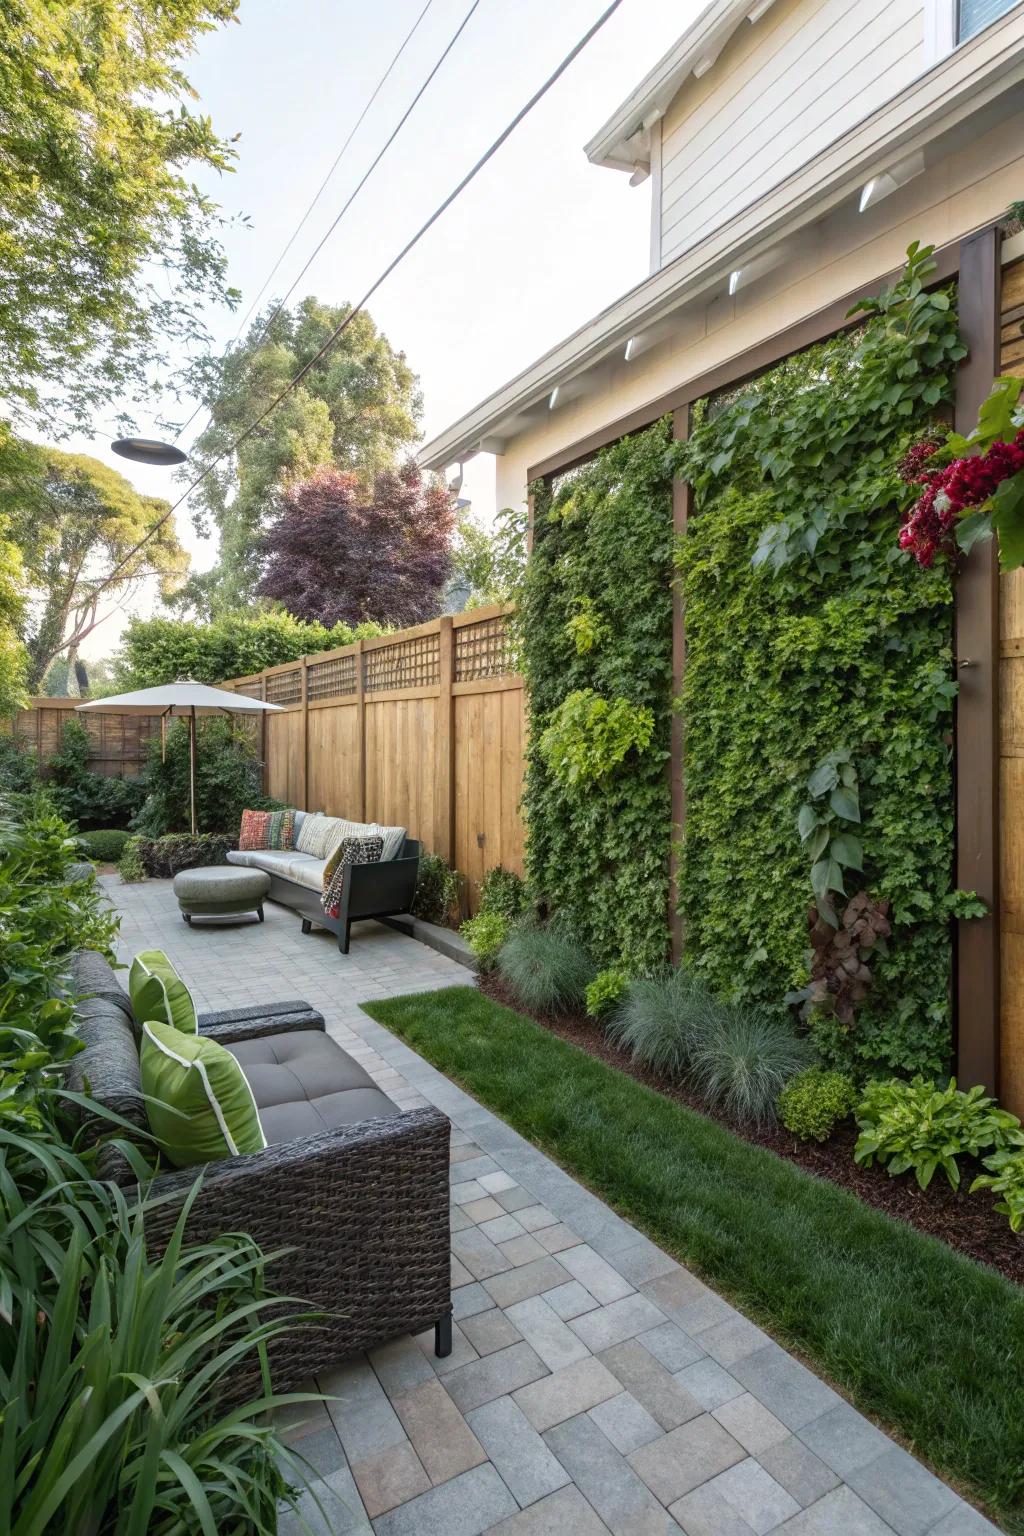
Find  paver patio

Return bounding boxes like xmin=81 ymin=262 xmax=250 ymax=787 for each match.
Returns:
xmin=103 ymin=875 xmax=999 ymax=1536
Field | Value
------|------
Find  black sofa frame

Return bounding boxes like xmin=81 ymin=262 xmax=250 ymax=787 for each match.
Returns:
xmin=262 ymin=837 xmax=422 ymax=953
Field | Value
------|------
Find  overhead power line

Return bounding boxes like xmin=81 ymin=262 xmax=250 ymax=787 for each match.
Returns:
xmin=176 ymin=0 xmax=480 ymax=445
xmin=90 ymin=0 xmax=626 ymax=615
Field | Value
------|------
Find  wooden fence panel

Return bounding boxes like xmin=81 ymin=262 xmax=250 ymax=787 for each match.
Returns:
xmin=10 ymin=698 xmax=159 ymax=778
xmin=224 ymin=608 xmax=526 ymax=913
xmin=999 ymin=255 xmax=1024 ymax=1114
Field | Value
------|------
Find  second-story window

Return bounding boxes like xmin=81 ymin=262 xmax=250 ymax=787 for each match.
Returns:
xmin=959 ymin=0 xmax=1020 ymax=40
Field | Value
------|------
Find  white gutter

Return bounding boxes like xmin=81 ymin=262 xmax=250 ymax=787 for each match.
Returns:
xmin=420 ymin=8 xmax=1024 ymax=473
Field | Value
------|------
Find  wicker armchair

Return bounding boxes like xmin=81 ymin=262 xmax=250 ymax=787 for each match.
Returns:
xmin=67 ymin=952 xmax=453 ymax=1389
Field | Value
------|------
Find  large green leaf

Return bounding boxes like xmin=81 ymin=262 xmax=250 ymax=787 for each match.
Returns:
xmin=991 ymin=470 xmax=1024 ymax=572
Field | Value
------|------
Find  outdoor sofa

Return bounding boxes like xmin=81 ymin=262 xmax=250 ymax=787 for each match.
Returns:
xmin=67 ymin=950 xmax=453 ymax=1392
xmin=226 ymin=817 xmax=421 ymax=953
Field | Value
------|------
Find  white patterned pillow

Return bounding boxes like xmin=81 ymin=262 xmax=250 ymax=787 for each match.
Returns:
xmin=367 ymin=823 xmax=406 ymax=861
xmin=296 ymin=814 xmax=345 ymax=859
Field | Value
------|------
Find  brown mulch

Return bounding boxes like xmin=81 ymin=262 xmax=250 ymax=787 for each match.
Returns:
xmin=478 ymin=972 xmax=1024 ymax=1287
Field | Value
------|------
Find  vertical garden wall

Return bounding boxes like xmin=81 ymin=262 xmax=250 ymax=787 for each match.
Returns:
xmin=521 ymin=248 xmax=968 ymax=1077
xmin=523 ymin=423 xmax=675 ymax=971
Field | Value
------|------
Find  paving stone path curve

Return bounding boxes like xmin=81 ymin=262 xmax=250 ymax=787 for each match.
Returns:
xmin=105 ymin=876 xmax=999 ymax=1536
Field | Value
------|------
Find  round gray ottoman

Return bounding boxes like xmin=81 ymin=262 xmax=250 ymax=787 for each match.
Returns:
xmin=173 ymin=864 xmax=271 ymax=925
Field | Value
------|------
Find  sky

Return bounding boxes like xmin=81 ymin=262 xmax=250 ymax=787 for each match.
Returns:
xmin=64 ymin=0 xmax=702 ymax=659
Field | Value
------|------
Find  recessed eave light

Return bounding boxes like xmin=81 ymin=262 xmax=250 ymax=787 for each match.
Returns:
xmin=858 ymin=150 xmax=925 ymax=213
xmin=624 ymin=336 xmax=639 ymax=361
xmin=548 ymin=387 xmax=560 ymax=410
xmin=629 ymin=162 xmax=650 ymax=187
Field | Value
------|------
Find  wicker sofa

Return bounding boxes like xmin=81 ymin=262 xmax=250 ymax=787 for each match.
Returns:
xmin=67 ymin=950 xmax=453 ymax=1389
xmin=226 ymin=823 xmax=421 ymax=954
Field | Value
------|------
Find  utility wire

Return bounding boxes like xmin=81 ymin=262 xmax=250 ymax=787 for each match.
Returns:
xmin=173 ymin=0 xmax=436 ymax=441
xmin=176 ymin=0 xmax=480 ymax=445
xmin=91 ymin=0 xmax=626 ymax=612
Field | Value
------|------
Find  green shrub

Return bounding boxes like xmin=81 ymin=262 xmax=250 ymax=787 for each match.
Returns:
xmin=855 ymin=1077 xmax=1024 ymax=1190
xmin=585 ymin=967 xmax=628 ymax=1021
xmin=0 ymin=732 xmax=37 ymax=794
xmin=76 ymin=827 xmax=131 ymax=862
xmin=118 ymin=834 xmax=146 ymax=883
xmin=497 ymin=921 xmax=595 ymax=1013
xmin=779 ymin=1067 xmax=857 ymax=1142
xmin=606 ymin=968 xmax=717 ymax=1079
xmin=688 ymin=1004 xmax=811 ymax=1127
xmin=461 ymin=909 xmax=510 ymax=969
xmin=47 ymin=720 xmax=146 ymax=829
xmin=413 ymin=851 xmax=462 ymax=926
xmin=971 ymin=1149 xmax=1024 ymax=1232
xmin=131 ymin=717 xmax=265 ymax=836
xmin=479 ymin=863 xmax=528 ymax=923
xmin=136 ymin=832 xmax=234 ymax=878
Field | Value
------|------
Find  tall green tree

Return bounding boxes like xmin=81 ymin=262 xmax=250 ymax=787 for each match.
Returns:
xmin=4 ymin=446 xmax=188 ymax=690
xmin=182 ymin=297 xmax=423 ymax=613
xmin=0 ymin=0 xmax=240 ymax=436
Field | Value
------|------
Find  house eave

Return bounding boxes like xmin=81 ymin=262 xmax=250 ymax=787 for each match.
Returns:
xmin=584 ymin=0 xmax=779 ymax=174
xmin=419 ymin=10 xmax=1024 ymax=476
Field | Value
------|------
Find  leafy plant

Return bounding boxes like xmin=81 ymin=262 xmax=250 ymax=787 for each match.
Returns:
xmin=688 ymin=1004 xmax=812 ymax=1127
xmin=460 ymin=910 xmax=510 ymax=969
xmin=585 ymin=968 xmax=628 ymax=1021
xmin=565 ymin=597 xmax=609 ymax=655
xmin=76 ymin=827 xmax=132 ymax=862
xmin=855 ymin=1077 xmax=1024 ymax=1189
xmin=114 ymin=609 xmax=383 ymax=688
xmin=118 ymin=835 xmax=146 ymax=883
xmin=47 ymin=720 xmax=147 ymax=830
xmin=798 ymin=893 xmax=892 ymax=1027
xmin=0 ymin=732 xmax=37 ymax=795
xmin=497 ymin=921 xmax=595 ymax=1013
xmin=606 ymin=968 xmax=718 ymax=1079
xmin=798 ymin=749 xmax=863 ymax=921
xmin=479 ymin=864 xmax=528 ymax=923
xmin=971 ymin=1149 xmax=1024 ymax=1232
xmin=539 ymin=688 xmax=655 ymax=787
xmin=674 ymin=250 xmax=960 ymax=1076
xmin=524 ymin=421 xmax=674 ymax=972
xmin=779 ymin=1067 xmax=858 ymax=1142
xmin=413 ymin=851 xmax=462 ymax=927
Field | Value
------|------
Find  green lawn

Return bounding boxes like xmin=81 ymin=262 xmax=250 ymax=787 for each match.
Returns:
xmin=363 ymin=986 xmax=1024 ymax=1532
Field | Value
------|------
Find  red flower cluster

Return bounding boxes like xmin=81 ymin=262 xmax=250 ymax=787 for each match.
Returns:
xmin=898 ymin=429 xmax=1024 ymax=567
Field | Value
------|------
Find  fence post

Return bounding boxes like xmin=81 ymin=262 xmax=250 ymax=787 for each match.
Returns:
xmin=260 ymin=673 xmax=268 ymax=795
xmin=299 ymin=655 xmax=309 ymax=811
xmin=435 ymin=616 xmax=456 ymax=865
xmin=355 ymin=638 xmax=366 ymax=821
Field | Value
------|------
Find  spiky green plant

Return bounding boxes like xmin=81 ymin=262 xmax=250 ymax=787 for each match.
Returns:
xmin=605 ymin=968 xmax=719 ymax=1079
xmin=688 ymin=1004 xmax=812 ymax=1127
xmin=497 ymin=921 xmax=595 ymax=1013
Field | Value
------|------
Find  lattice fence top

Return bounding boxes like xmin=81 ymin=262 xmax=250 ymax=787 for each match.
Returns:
xmin=307 ymin=653 xmax=357 ymax=701
xmin=455 ymin=613 xmax=514 ymax=681
xmin=365 ymin=632 xmax=440 ymax=693
xmin=232 ymin=679 xmax=264 ymax=699
xmin=265 ymin=668 xmax=302 ymax=705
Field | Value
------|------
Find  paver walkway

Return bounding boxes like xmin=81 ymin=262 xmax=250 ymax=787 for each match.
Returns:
xmin=105 ymin=876 xmax=998 ymax=1536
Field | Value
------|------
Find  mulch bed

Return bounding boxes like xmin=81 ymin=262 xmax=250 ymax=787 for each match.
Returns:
xmin=478 ymin=972 xmax=1024 ymax=1287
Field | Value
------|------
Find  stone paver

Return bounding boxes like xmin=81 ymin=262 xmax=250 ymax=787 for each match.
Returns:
xmin=105 ymin=877 xmax=1001 ymax=1536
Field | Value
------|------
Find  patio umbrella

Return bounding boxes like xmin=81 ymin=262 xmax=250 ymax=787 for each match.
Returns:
xmin=77 ymin=680 xmax=283 ymax=835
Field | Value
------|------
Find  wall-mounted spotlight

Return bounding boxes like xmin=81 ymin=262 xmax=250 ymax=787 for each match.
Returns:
xmin=859 ymin=150 xmax=925 ymax=213
xmin=629 ymin=162 xmax=650 ymax=187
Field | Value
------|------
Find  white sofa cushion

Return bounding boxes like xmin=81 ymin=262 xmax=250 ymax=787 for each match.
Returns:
xmin=285 ymin=854 xmax=327 ymax=891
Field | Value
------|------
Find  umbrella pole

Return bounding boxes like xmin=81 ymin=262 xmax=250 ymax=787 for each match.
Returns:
xmin=189 ymin=706 xmax=197 ymax=835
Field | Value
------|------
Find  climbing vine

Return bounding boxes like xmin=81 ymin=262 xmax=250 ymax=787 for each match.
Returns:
xmin=673 ymin=246 xmax=963 ymax=1075
xmin=522 ymin=422 xmax=674 ymax=971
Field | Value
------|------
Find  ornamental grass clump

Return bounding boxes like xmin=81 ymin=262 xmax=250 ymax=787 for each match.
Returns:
xmin=606 ymin=967 xmax=717 ymax=1080
xmin=688 ymin=1003 xmax=812 ymax=1128
xmin=497 ymin=920 xmax=595 ymax=1013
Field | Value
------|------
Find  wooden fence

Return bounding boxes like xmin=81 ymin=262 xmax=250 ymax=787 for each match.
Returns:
xmin=224 ymin=606 xmax=525 ymax=913
xmin=11 ymin=698 xmax=160 ymax=777
xmin=999 ymin=253 xmax=1024 ymax=1115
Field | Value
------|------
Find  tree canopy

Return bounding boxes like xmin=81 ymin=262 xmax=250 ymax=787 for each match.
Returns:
xmin=257 ymin=463 xmax=454 ymax=628
xmin=0 ymin=0 xmax=240 ymax=435
xmin=182 ymin=297 xmax=423 ymax=613
xmin=3 ymin=445 xmax=188 ymax=690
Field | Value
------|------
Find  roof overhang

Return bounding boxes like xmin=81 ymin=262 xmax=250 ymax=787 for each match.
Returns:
xmin=419 ymin=6 xmax=1024 ymax=475
xmin=584 ymin=0 xmax=781 ymax=174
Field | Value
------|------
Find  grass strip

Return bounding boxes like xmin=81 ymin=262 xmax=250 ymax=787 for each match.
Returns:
xmin=363 ymin=986 xmax=1024 ymax=1531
